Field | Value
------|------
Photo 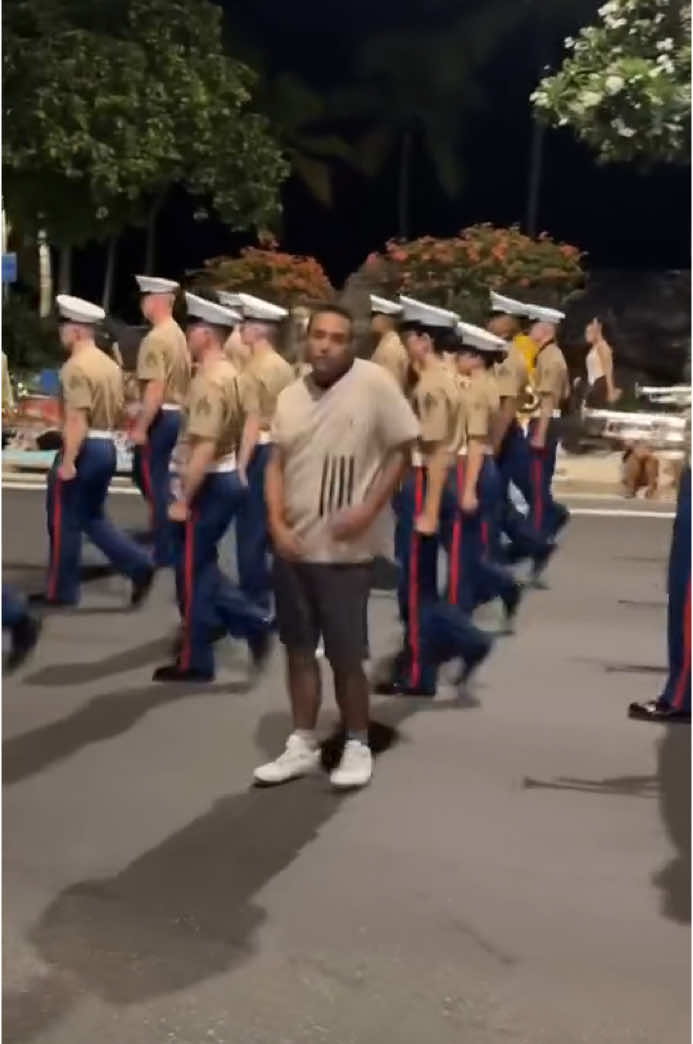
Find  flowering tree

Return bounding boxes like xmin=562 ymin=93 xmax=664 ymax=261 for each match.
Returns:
xmin=189 ymin=245 xmax=334 ymax=308
xmin=531 ymin=0 xmax=691 ymax=165
xmin=360 ymin=224 xmax=584 ymax=324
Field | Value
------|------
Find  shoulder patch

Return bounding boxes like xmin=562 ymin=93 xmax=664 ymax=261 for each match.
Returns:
xmin=423 ymin=392 xmax=436 ymax=413
xmin=69 ymin=374 xmax=84 ymax=389
xmin=195 ymin=395 xmax=212 ymax=416
xmin=144 ymin=350 xmax=158 ymax=368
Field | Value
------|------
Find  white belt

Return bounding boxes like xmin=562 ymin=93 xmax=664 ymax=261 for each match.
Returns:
xmin=411 ymin=450 xmax=424 ymax=467
xmin=529 ymin=409 xmax=562 ymax=420
xmin=258 ymin=431 xmax=272 ymax=445
xmin=456 ymin=448 xmax=468 ymax=457
xmin=209 ymin=451 xmax=237 ymax=473
xmin=162 ymin=403 xmax=182 ymax=412
xmin=87 ymin=430 xmax=115 ymax=440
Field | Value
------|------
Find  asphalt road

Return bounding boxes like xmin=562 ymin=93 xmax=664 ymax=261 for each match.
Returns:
xmin=3 ymin=487 xmax=690 ymax=1044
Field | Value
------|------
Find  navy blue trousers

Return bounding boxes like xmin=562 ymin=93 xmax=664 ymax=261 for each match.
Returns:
xmin=450 ymin=456 xmax=518 ymax=614
xmin=660 ymin=467 xmax=691 ymax=712
xmin=394 ymin=464 xmax=491 ymax=692
xmin=235 ymin=442 xmax=272 ymax=611
xmin=527 ymin=418 xmax=569 ymax=541
xmin=3 ymin=585 xmax=27 ymax=629
xmin=173 ymin=471 xmax=272 ymax=677
xmin=46 ymin=439 xmax=153 ymax=605
xmin=497 ymin=421 xmax=551 ymax=562
xmin=132 ymin=409 xmax=180 ymax=567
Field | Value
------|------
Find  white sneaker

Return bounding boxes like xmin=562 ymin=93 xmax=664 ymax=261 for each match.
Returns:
xmin=330 ymin=740 xmax=373 ymax=790
xmin=253 ymin=733 xmax=320 ymax=786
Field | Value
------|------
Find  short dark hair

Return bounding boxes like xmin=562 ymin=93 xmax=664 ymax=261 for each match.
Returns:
xmin=307 ymin=304 xmax=354 ymax=336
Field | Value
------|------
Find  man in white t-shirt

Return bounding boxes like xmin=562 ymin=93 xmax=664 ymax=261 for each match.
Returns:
xmin=254 ymin=304 xmax=419 ymax=790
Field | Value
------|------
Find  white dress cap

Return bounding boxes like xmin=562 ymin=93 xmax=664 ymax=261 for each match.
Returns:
xmin=135 ymin=275 xmax=180 ymax=294
xmin=399 ymin=295 xmax=459 ymax=329
xmin=185 ymin=292 xmax=241 ymax=326
xmin=217 ymin=290 xmax=243 ymax=308
xmin=56 ymin=294 xmax=106 ymax=324
xmin=457 ymin=319 xmax=508 ymax=354
xmin=370 ymin=293 xmax=403 ymax=316
xmin=524 ymin=303 xmax=565 ymax=323
xmin=489 ymin=290 xmax=532 ymax=317
xmin=237 ymin=292 xmax=288 ymax=322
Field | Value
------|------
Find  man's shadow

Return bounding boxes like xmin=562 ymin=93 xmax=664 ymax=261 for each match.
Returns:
xmin=3 ymin=702 xmax=413 ymax=1042
xmin=653 ymin=726 xmax=691 ymax=924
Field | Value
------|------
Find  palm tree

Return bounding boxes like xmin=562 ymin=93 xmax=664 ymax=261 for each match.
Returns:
xmin=329 ymin=2 xmax=530 ymax=238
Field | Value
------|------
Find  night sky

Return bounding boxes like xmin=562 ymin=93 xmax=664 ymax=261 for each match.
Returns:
xmin=76 ymin=0 xmax=691 ymax=315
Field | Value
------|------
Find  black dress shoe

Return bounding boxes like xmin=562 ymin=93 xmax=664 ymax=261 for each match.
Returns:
xmin=628 ymin=698 xmax=690 ymax=723
xmin=373 ymin=680 xmax=436 ymax=698
xmin=28 ymin=594 xmax=76 ymax=609
xmin=530 ymin=542 xmax=557 ymax=586
xmin=502 ymin=582 xmax=524 ymax=631
xmin=459 ymin=641 xmax=493 ymax=687
xmin=152 ymin=664 xmax=214 ymax=683
xmin=7 ymin=615 xmax=42 ymax=672
xmin=131 ymin=567 xmax=155 ymax=608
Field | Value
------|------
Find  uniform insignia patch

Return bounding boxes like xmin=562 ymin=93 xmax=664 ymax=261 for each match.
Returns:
xmin=196 ymin=395 xmax=212 ymax=416
xmin=423 ymin=392 xmax=436 ymax=413
xmin=69 ymin=375 xmax=84 ymax=389
xmin=145 ymin=351 xmax=158 ymax=368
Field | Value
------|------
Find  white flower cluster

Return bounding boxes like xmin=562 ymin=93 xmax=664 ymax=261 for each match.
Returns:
xmin=531 ymin=0 xmax=690 ymax=164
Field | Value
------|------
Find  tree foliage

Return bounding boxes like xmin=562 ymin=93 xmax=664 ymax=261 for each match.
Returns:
xmin=531 ymin=0 xmax=691 ymax=165
xmin=189 ymin=246 xmax=334 ymax=307
xmin=361 ymin=225 xmax=585 ymax=324
xmin=3 ymin=0 xmax=289 ymax=246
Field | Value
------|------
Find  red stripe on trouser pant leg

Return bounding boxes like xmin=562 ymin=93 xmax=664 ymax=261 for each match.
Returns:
xmin=179 ymin=511 xmax=196 ymax=671
xmin=141 ymin=444 xmax=155 ymax=527
xmin=671 ymin=577 xmax=692 ymax=711
xmin=48 ymin=476 xmax=63 ymax=600
xmin=408 ymin=469 xmax=425 ymax=688
xmin=481 ymin=520 xmax=489 ymax=555
xmin=449 ymin=457 xmax=465 ymax=605
xmin=532 ymin=453 xmax=543 ymax=533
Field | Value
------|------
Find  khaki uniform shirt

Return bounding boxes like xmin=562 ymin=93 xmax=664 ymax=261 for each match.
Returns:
xmin=371 ymin=330 xmax=409 ymax=392
xmin=136 ymin=317 xmax=191 ymax=406
xmin=458 ymin=368 xmax=500 ymax=453
xmin=410 ymin=359 xmax=460 ymax=456
xmin=185 ymin=358 xmax=259 ymax=462
xmin=60 ymin=344 xmax=124 ymax=430
xmin=535 ymin=342 xmax=569 ymax=408
xmin=243 ymin=347 xmax=294 ymax=431
xmin=495 ymin=344 xmax=528 ymax=401
xmin=272 ymin=358 xmax=419 ymax=563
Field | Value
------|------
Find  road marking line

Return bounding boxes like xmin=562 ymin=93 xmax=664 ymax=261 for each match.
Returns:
xmin=570 ymin=508 xmax=674 ymax=519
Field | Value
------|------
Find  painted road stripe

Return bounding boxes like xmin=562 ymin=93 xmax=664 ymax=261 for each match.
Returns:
xmin=1 ymin=479 xmax=675 ymax=518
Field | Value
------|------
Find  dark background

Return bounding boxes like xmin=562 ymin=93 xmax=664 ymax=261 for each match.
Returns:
xmin=73 ymin=0 xmax=690 ymax=317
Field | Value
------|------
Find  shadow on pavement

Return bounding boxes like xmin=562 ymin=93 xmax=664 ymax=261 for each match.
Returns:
xmin=24 ymin=638 xmax=172 ymax=688
xmin=4 ymin=705 xmax=413 ymax=1040
xmin=523 ymin=774 xmax=658 ymax=797
xmin=653 ymin=726 xmax=691 ymax=925
xmin=3 ymin=679 xmax=250 ymax=786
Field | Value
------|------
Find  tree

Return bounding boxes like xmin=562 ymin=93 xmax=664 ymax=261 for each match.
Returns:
xmin=329 ymin=3 xmax=525 ymax=238
xmin=531 ymin=0 xmax=691 ymax=164
xmin=3 ymin=0 xmax=289 ymax=305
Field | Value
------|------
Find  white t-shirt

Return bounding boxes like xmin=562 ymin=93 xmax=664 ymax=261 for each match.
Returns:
xmin=272 ymin=358 xmax=420 ymax=563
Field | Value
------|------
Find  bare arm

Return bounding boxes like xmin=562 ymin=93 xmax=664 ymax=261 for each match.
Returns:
xmin=419 ymin=443 xmax=451 ymax=528
xmin=137 ymin=379 xmax=165 ymax=435
xmin=61 ymin=407 xmax=88 ymax=470
xmin=181 ymin=438 xmax=216 ymax=505
xmin=493 ymin=397 xmax=517 ymax=454
xmin=596 ymin=339 xmax=617 ymax=399
xmin=265 ymin=444 xmax=304 ymax=558
xmin=238 ymin=412 xmax=261 ymax=479
xmin=532 ymin=393 xmax=555 ymax=449
xmin=462 ymin=438 xmax=484 ymax=510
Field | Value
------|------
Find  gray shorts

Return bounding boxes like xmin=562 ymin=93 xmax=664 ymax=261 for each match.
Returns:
xmin=273 ymin=557 xmax=371 ymax=669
